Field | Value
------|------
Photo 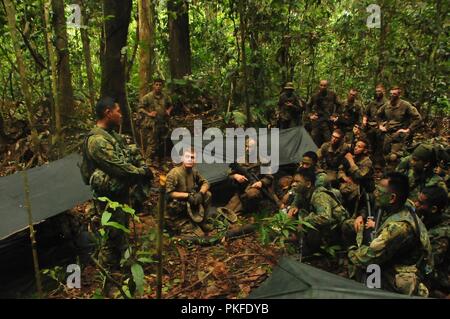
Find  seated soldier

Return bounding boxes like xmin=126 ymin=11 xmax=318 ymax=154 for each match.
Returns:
xmin=396 ymin=144 xmax=448 ymax=202
xmin=348 ymin=173 xmax=432 ymax=297
xmin=165 ymin=148 xmax=212 ymax=237
xmin=218 ymin=138 xmax=282 ymax=218
xmin=287 ymin=168 xmax=349 ymax=256
xmin=415 ymin=186 xmax=450 ymax=297
xmin=278 ymin=151 xmax=329 ymax=207
xmin=317 ymin=129 xmax=352 ymax=188
xmin=339 ymin=138 xmax=375 ymax=247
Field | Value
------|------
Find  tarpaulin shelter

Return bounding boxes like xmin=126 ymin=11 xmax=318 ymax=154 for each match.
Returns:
xmin=249 ymin=256 xmax=415 ymax=299
xmin=0 ymin=126 xmax=316 ymax=240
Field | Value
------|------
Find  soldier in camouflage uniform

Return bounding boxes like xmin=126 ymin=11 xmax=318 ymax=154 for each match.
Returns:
xmin=138 ymin=78 xmax=173 ymax=163
xmin=339 ymin=138 xmax=375 ymax=246
xmin=82 ymin=97 xmax=153 ymax=269
xmin=348 ymin=173 xmax=432 ymax=297
xmin=415 ymin=186 xmax=450 ymax=296
xmin=277 ymin=151 xmax=328 ymax=207
xmin=277 ymin=82 xmax=305 ymax=128
xmin=376 ymin=86 xmax=422 ymax=170
xmin=333 ymin=89 xmax=364 ymax=142
xmin=287 ymin=168 xmax=349 ymax=256
xmin=396 ymin=144 xmax=447 ymax=202
xmin=362 ymin=84 xmax=387 ymax=162
xmin=306 ymin=80 xmax=342 ymax=147
xmin=165 ymin=148 xmax=212 ymax=237
xmin=317 ymin=129 xmax=352 ymax=187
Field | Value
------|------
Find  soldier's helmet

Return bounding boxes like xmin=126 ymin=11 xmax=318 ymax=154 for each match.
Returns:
xmin=186 ymin=202 xmax=205 ymax=223
xmin=284 ymin=82 xmax=295 ymax=90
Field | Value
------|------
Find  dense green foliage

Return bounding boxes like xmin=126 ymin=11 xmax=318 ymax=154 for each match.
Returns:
xmin=0 ymin=0 xmax=448 ymax=130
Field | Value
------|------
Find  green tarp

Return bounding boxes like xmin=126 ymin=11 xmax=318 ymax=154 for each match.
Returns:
xmin=249 ymin=256 xmax=414 ymax=299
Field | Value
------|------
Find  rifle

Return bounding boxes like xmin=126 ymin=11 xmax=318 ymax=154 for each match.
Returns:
xmin=364 ymin=190 xmax=375 ymax=242
xmin=229 ymin=163 xmax=281 ymax=208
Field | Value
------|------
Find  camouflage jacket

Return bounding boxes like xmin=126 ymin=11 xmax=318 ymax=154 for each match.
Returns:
xmin=376 ymin=99 xmax=422 ymax=133
xmin=365 ymin=97 xmax=387 ymax=125
xmin=166 ymin=165 xmax=209 ymax=196
xmin=317 ymin=141 xmax=352 ymax=172
xmin=85 ymin=126 xmax=147 ymax=197
xmin=307 ymin=90 xmax=342 ymax=121
xmin=138 ymin=91 xmax=172 ymax=126
xmin=339 ymin=155 xmax=374 ymax=192
xmin=294 ymin=186 xmax=349 ymax=230
xmin=397 ymin=164 xmax=447 ymax=202
xmin=348 ymin=206 xmax=433 ymax=276
xmin=427 ymin=211 xmax=450 ymax=267
xmin=336 ymin=100 xmax=364 ymax=131
xmin=278 ymin=92 xmax=304 ymax=120
xmin=87 ymin=126 xmax=147 ymax=181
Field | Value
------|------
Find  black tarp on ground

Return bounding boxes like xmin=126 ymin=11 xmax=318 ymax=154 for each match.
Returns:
xmin=0 ymin=153 xmax=92 ymax=240
xmin=248 ymin=256 xmax=414 ymax=299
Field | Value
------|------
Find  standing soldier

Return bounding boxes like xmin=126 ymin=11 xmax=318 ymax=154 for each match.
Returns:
xmin=363 ymin=84 xmax=387 ymax=161
xmin=307 ymin=80 xmax=342 ymax=147
xmin=277 ymin=82 xmax=305 ymax=129
xmin=334 ymin=89 xmax=363 ymax=142
xmin=81 ymin=97 xmax=153 ymax=270
xmin=348 ymin=173 xmax=432 ymax=297
xmin=165 ymin=148 xmax=213 ymax=237
xmin=376 ymin=86 xmax=422 ymax=170
xmin=138 ymin=78 xmax=173 ymax=165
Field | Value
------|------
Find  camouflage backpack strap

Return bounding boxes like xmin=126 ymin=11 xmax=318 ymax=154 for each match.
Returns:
xmin=405 ymin=205 xmax=434 ymax=273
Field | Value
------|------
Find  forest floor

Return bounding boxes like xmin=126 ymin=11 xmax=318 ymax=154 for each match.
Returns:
xmin=1 ymin=105 xmax=449 ymax=299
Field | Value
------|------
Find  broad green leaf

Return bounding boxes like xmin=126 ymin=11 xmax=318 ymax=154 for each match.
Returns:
xmin=104 ymin=221 xmax=130 ymax=234
xmin=131 ymin=263 xmax=145 ymax=295
xmin=101 ymin=212 xmax=112 ymax=226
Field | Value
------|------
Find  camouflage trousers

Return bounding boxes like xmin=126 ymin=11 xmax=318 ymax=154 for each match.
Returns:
xmin=166 ymin=192 xmax=212 ymax=237
xmin=92 ymin=198 xmax=130 ymax=270
xmin=310 ymin=120 xmax=331 ymax=148
xmin=382 ymin=132 xmax=410 ymax=171
xmin=225 ymin=185 xmax=274 ymax=215
xmin=385 ymin=266 xmax=429 ymax=297
xmin=141 ymin=122 xmax=169 ymax=161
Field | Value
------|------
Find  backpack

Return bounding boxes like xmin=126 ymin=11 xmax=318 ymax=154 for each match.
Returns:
xmin=79 ymin=132 xmax=95 ymax=185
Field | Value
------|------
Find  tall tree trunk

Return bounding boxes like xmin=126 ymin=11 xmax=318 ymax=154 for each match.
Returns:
xmin=76 ymin=0 xmax=96 ymax=110
xmin=168 ymin=0 xmax=192 ymax=79
xmin=3 ymin=0 xmax=40 ymax=150
xmin=138 ymin=0 xmax=156 ymax=98
xmin=42 ymin=0 xmax=62 ymax=154
xmin=51 ymin=0 xmax=75 ymax=125
xmin=237 ymin=0 xmax=250 ymax=125
xmin=100 ymin=0 xmax=133 ymax=132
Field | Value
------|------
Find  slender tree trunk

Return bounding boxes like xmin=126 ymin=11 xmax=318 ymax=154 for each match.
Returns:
xmin=51 ymin=0 xmax=75 ymax=125
xmin=76 ymin=0 xmax=96 ymax=110
xmin=237 ymin=1 xmax=250 ymax=125
xmin=168 ymin=0 xmax=192 ymax=79
xmin=3 ymin=0 xmax=39 ymax=150
xmin=138 ymin=0 xmax=156 ymax=98
xmin=100 ymin=0 xmax=133 ymax=132
xmin=42 ymin=0 xmax=62 ymax=154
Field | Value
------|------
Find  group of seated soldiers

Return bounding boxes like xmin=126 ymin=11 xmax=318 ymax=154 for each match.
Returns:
xmin=83 ymin=79 xmax=449 ymax=298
